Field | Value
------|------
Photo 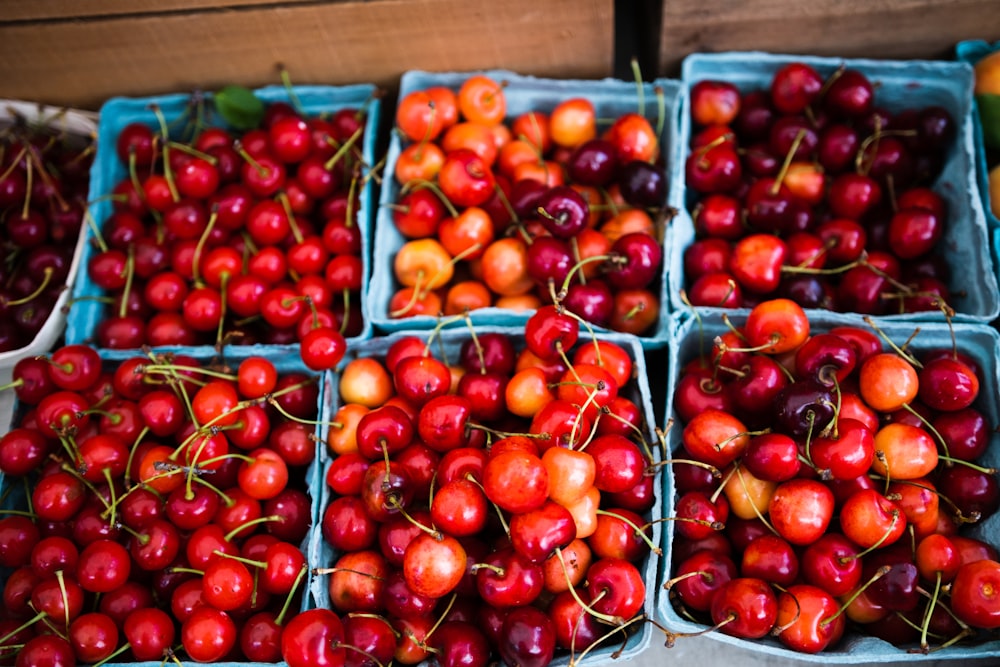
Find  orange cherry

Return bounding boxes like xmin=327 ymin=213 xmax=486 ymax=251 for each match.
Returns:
xmin=871 ymin=423 xmax=939 ymax=480
xmin=389 ymin=286 xmax=443 ymax=319
xmin=437 ymin=207 xmax=494 ymax=261
xmin=858 ymin=353 xmax=919 ymax=412
xmin=562 ymin=485 xmax=600 ymax=539
xmin=443 ymin=280 xmax=492 ymax=315
xmin=458 ymin=75 xmax=506 ymax=126
xmin=512 ymin=159 xmax=565 ymax=187
xmin=600 ymin=208 xmax=656 ymax=243
xmin=543 ymin=446 xmax=597 ymax=506
xmin=505 ymin=367 xmax=555 ymax=418
xmin=326 ymin=403 xmax=369 ymax=455
xmin=783 ymin=161 xmax=826 ymax=206
xmin=603 ymin=112 xmax=658 ymax=163
xmin=549 ymin=97 xmax=597 ymax=148
xmin=480 ymin=237 xmax=533 ymax=296
xmin=573 ymin=228 xmax=613 ymax=280
xmin=396 ymin=90 xmax=445 ymax=142
xmin=542 ymin=538 xmax=591 ymax=594
xmin=511 ymin=110 xmax=552 ymax=154
xmin=425 ymin=85 xmax=459 ymax=130
xmin=394 ymin=238 xmax=454 ymax=289
xmin=394 ymin=142 xmax=445 ymax=186
xmin=498 ymin=140 xmax=542 ymax=179
xmin=495 ymin=293 xmax=542 ymax=312
xmin=441 ymin=122 xmax=499 ymax=167
xmin=339 ymin=357 xmax=393 ymax=407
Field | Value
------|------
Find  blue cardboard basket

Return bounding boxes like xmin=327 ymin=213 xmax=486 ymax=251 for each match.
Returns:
xmin=670 ymin=52 xmax=999 ymax=324
xmin=311 ymin=326 xmax=664 ymax=665
xmin=956 ymin=40 xmax=1000 ymax=231
xmin=656 ymin=309 xmax=1000 ymax=662
xmin=368 ymin=69 xmax=685 ymax=350
xmin=66 ymin=84 xmax=382 ymax=353
xmin=0 ymin=345 xmax=330 ymax=665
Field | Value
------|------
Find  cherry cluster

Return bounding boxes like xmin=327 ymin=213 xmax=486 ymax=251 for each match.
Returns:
xmin=85 ymin=94 xmax=372 ymax=370
xmin=684 ymin=62 xmax=959 ymax=314
xmin=386 ymin=73 xmax=666 ymax=336
xmin=0 ymin=346 xmax=320 ymax=664
xmin=0 ymin=108 xmax=92 ymax=351
xmin=667 ymin=297 xmax=1000 ymax=653
xmin=305 ymin=309 xmax=660 ymax=666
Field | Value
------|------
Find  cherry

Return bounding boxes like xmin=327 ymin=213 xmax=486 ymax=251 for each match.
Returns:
xmin=710 ymin=577 xmax=778 ymax=639
xmin=498 ymin=605 xmax=556 ymax=667
xmin=774 ymin=584 xmax=845 ymax=653
xmin=281 ymin=608 xmax=346 ymax=667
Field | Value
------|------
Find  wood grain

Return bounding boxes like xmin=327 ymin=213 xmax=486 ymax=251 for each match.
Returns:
xmin=658 ymin=0 xmax=1000 ymax=76
xmin=0 ymin=0 xmax=615 ymax=109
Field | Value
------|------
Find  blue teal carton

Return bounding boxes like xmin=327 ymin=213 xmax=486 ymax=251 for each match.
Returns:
xmin=311 ymin=327 xmax=663 ymax=665
xmin=368 ymin=69 xmax=684 ymax=350
xmin=66 ymin=84 xmax=381 ymax=354
xmin=669 ymin=52 xmax=999 ymax=324
xmin=0 ymin=345 xmax=328 ymax=665
xmin=656 ymin=309 xmax=1000 ymax=661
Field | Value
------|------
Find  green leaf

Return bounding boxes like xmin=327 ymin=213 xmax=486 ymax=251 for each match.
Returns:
xmin=977 ymin=93 xmax=1000 ymax=151
xmin=215 ymin=85 xmax=265 ymax=130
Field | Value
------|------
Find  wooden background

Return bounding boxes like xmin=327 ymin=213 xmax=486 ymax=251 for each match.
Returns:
xmin=4 ymin=0 xmax=999 ymax=110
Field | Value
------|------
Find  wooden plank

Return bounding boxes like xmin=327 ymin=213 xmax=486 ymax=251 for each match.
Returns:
xmin=658 ymin=0 xmax=1000 ymax=76
xmin=2 ymin=0 xmax=332 ymax=23
xmin=0 ymin=0 xmax=615 ymax=109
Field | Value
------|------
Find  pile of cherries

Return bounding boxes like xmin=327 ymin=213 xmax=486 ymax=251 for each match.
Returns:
xmin=85 ymin=94 xmax=371 ymax=370
xmin=0 ymin=107 xmax=92 ymax=351
xmin=684 ymin=62 xmax=960 ymax=314
xmin=0 ymin=345 xmax=320 ymax=664
xmin=308 ymin=307 xmax=659 ymax=666
xmin=667 ymin=297 xmax=1000 ymax=653
xmin=386 ymin=74 xmax=667 ymax=336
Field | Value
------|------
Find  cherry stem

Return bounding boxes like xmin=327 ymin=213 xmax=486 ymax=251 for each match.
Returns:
xmin=733 ymin=463 xmax=779 ymax=535
xmin=118 ymin=246 xmax=135 ymax=319
xmin=630 ymin=57 xmax=645 ymax=117
xmin=595 ymin=509 xmax=661 ymax=555
xmin=385 ymin=495 xmax=441 ymax=540
xmin=652 ymin=458 xmax=720 ymax=479
xmin=3 ymin=267 xmax=54 ymax=307
xmin=820 ymin=565 xmax=891 ymax=628
xmin=602 ymin=405 xmax=654 ymax=456
xmin=770 ymin=128 xmax=808 ymax=195
xmin=20 ymin=154 xmax=33 ymax=220
xmin=461 ymin=313 xmax=488 ymax=375
xmin=0 ymin=611 xmax=46 ymax=646
xmin=166 ymin=140 xmax=218 ymax=164
xmin=215 ymin=272 xmax=229 ymax=350
xmin=143 ymin=364 xmax=237 ymax=382
xmin=846 ymin=511 xmax=901 ymax=562
xmin=277 ymin=192 xmax=304 ymax=244
xmin=938 ymin=455 xmax=996 ymax=475
xmin=275 ymin=563 xmax=309 ymax=626
xmin=862 ymin=316 xmax=923 ymax=369
xmin=92 ymin=641 xmax=133 ymax=667
xmin=191 ymin=207 xmax=220 ymax=287
xmin=324 ymin=125 xmax=364 ymax=172
xmin=919 ymin=571 xmax=943 ymax=651
xmin=577 ymin=613 xmax=643 ymax=663
xmin=223 ymin=515 xmax=281 ymax=543
xmin=555 ymin=548 xmax=625 ymax=626
xmin=399 ymin=178 xmax=459 ymax=218
xmin=313 ymin=567 xmax=385 ymax=581
xmin=900 ymin=402 xmax=951 ymax=461
xmin=213 ymin=549 xmax=267 ymax=569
